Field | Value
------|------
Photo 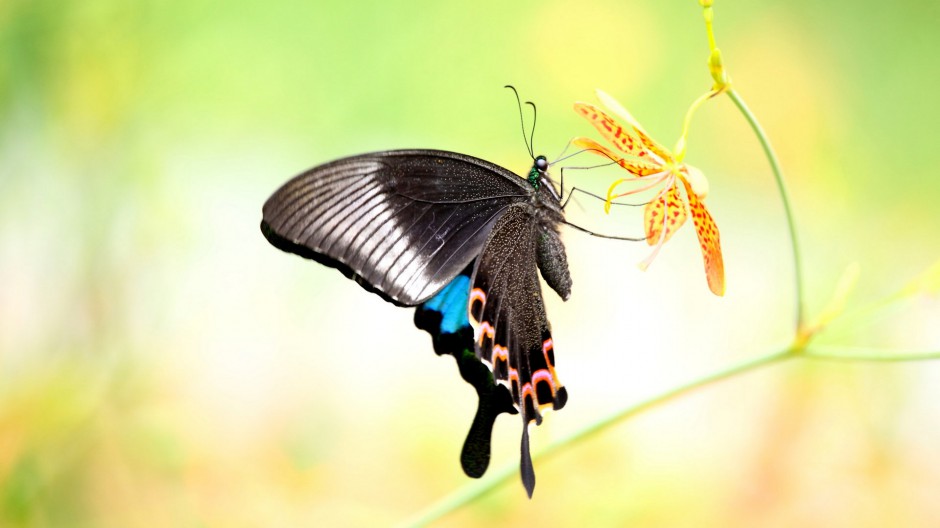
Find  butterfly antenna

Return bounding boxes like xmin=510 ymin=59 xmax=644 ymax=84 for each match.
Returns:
xmin=505 ymin=85 xmax=534 ymax=159
xmin=526 ymin=101 xmax=537 ymax=158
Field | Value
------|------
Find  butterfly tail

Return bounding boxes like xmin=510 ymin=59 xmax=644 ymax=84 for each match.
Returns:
xmin=520 ymin=421 xmax=535 ymax=498
xmin=414 ymin=263 xmax=516 ymax=479
xmin=453 ymin=348 xmax=517 ymax=477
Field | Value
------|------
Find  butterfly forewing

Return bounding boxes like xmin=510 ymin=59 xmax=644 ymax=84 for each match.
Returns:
xmin=261 ymin=150 xmax=530 ymax=306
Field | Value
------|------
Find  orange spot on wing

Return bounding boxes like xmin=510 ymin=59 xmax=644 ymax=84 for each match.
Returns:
xmin=492 ymin=344 xmax=508 ymax=365
xmin=476 ymin=321 xmax=495 ymax=346
xmin=521 ymin=382 xmax=535 ymax=403
xmin=468 ymin=288 xmax=486 ymax=326
xmin=541 ymin=338 xmax=560 ymax=382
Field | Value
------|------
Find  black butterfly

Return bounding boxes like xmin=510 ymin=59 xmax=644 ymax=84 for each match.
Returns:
xmin=260 ymin=86 xmax=649 ymax=496
xmin=261 ymin=147 xmax=571 ymax=496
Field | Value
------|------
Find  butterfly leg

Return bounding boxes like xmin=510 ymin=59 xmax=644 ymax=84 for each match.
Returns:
xmin=557 ymin=162 xmax=622 ymax=209
xmin=562 ymin=219 xmax=648 ymax=242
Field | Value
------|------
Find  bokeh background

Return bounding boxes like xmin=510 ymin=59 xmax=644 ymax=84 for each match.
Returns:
xmin=2 ymin=0 xmax=940 ymax=526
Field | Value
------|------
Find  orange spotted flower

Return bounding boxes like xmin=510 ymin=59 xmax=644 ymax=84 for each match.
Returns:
xmin=573 ymin=90 xmax=725 ymax=296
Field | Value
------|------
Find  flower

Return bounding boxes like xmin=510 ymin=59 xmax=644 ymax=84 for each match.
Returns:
xmin=573 ymin=90 xmax=725 ymax=296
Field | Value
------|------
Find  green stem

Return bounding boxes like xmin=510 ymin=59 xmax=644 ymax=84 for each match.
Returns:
xmin=805 ymin=345 xmax=940 ymax=362
xmin=726 ymin=89 xmax=805 ymax=332
xmin=399 ymin=347 xmax=797 ymax=528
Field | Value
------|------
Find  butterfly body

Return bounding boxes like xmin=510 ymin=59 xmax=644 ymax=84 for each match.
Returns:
xmin=262 ymin=149 xmax=571 ymax=496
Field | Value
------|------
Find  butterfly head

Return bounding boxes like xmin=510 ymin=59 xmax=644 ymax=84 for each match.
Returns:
xmin=527 ymin=155 xmax=563 ymax=204
xmin=527 ymin=155 xmax=549 ymax=189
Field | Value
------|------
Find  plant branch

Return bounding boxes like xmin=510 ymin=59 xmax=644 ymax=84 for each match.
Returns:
xmin=805 ymin=345 xmax=940 ymax=362
xmin=401 ymin=5 xmax=935 ymax=525
xmin=726 ymin=88 xmax=805 ymax=333
xmin=399 ymin=347 xmax=797 ymax=527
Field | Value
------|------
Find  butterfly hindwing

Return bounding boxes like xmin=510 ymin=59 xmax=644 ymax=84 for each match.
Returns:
xmin=261 ymin=150 xmax=530 ymax=306
xmin=414 ymin=263 xmax=517 ymax=479
xmin=468 ymin=203 xmax=569 ymax=497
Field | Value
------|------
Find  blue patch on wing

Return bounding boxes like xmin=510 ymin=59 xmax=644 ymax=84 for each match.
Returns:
xmin=423 ymin=275 xmax=471 ymax=334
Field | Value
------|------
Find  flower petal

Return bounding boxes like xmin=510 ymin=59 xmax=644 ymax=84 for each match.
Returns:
xmin=681 ymin=164 xmax=709 ymax=199
xmin=680 ymin=178 xmax=725 ymax=296
xmin=644 ymin=182 xmax=687 ymax=246
xmin=596 ymin=89 xmax=650 ymax=136
xmin=573 ymin=137 xmax=664 ymax=177
xmin=595 ymin=89 xmax=673 ymax=162
xmin=573 ymin=102 xmax=660 ymax=161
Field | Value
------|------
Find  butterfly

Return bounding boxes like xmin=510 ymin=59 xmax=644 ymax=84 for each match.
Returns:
xmin=260 ymin=147 xmax=570 ymax=497
xmin=259 ymin=88 xmax=642 ymax=497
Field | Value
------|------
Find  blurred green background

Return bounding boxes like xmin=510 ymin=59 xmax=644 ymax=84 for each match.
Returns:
xmin=2 ymin=0 xmax=939 ymax=526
